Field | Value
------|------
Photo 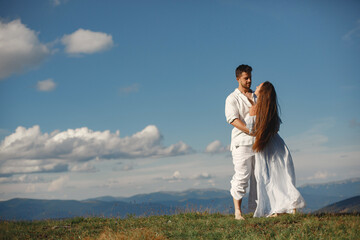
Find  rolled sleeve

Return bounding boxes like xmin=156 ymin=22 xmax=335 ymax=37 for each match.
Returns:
xmin=225 ymin=95 xmax=239 ymax=124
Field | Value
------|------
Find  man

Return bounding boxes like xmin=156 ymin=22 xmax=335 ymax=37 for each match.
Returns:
xmin=225 ymin=64 xmax=257 ymax=220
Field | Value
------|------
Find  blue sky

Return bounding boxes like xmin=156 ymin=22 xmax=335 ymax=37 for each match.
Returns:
xmin=0 ymin=0 xmax=359 ymax=200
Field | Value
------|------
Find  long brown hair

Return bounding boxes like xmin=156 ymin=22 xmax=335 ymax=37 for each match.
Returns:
xmin=252 ymin=81 xmax=281 ymax=152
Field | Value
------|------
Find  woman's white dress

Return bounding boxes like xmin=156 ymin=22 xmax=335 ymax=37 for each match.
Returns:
xmin=245 ymin=115 xmax=305 ymax=217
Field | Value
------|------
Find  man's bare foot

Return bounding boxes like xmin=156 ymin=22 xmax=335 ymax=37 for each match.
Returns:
xmin=235 ymin=211 xmax=245 ymax=220
xmin=292 ymin=209 xmax=296 ymax=214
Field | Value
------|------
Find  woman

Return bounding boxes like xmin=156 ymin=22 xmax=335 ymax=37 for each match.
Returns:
xmin=246 ymin=81 xmax=305 ymax=217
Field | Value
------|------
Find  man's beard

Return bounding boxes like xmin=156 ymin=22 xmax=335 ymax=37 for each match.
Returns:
xmin=241 ymin=82 xmax=251 ymax=90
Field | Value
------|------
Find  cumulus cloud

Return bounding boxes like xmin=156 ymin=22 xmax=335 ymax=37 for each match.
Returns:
xmin=194 ymin=172 xmax=214 ymax=180
xmin=0 ymin=125 xmax=193 ymax=175
xmin=161 ymin=171 xmax=183 ymax=182
xmin=0 ymin=19 xmax=50 ymax=80
xmin=36 ymin=78 xmax=57 ymax=91
xmin=205 ymin=140 xmax=228 ymax=154
xmin=61 ymin=29 xmax=114 ymax=54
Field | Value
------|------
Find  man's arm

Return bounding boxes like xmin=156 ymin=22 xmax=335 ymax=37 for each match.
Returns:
xmin=230 ymin=118 xmax=250 ymax=134
xmin=225 ymin=94 xmax=250 ymax=134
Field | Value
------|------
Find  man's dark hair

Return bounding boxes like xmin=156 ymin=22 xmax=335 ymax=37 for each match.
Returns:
xmin=235 ymin=64 xmax=252 ymax=79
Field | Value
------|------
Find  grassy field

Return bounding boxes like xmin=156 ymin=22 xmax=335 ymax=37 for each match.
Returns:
xmin=0 ymin=212 xmax=359 ymax=239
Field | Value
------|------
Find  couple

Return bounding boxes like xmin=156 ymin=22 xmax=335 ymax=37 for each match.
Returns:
xmin=225 ymin=64 xmax=305 ymax=219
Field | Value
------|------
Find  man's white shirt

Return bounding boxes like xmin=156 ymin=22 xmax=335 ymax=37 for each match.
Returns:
xmin=225 ymin=88 xmax=256 ymax=151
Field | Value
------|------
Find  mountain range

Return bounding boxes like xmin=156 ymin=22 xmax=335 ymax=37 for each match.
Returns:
xmin=0 ymin=178 xmax=359 ymax=220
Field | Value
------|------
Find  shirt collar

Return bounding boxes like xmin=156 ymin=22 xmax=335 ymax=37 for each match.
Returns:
xmin=235 ymin=88 xmax=256 ymax=106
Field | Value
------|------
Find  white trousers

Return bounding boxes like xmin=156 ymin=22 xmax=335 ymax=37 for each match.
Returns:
xmin=230 ymin=145 xmax=257 ymax=212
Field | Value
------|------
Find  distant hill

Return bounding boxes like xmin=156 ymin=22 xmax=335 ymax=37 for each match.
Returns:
xmin=314 ymin=196 xmax=360 ymax=214
xmin=0 ymin=178 xmax=359 ymax=220
xmin=297 ymin=178 xmax=360 ymax=212
xmin=88 ymin=188 xmax=231 ymax=203
xmin=89 ymin=188 xmax=236 ymax=215
xmin=0 ymin=198 xmax=175 ymax=220
xmin=298 ymin=178 xmax=360 ymax=198
xmin=88 ymin=178 xmax=360 ymax=213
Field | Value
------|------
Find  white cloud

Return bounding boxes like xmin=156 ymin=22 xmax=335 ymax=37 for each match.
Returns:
xmin=0 ymin=125 xmax=193 ymax=175
xmin=159 ymin=171 xmax=215 ymax=183
xmin=0 ymin=19 xmax=50 ymax=80
xmin=48 ymin=175 xmax=68 ymax=192
xmin=194 ymin=172 xmax=214 ymax=180
xmin=306 ymin=171 xmax=337 ymax=180
xmin=205 ymin=140 xmax=228 ymax=154
xmin=61 ymin=29 xmax=114 ymax=54
xmin=161 ymin=171 xmax=183 ymax=182
xmin=0 ymin=160 xmax=68 ymax=176
xmin=36 ymin=78 xmax=57 ymax=92
xmin=172 ymin=171 xmax=181 ymax=179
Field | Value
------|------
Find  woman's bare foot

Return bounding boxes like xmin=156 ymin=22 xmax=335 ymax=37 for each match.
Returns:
xmin=235 ymin=210 xmax=245 ymax=220
xmin=268 ymin=213 xmax=278 ymax=218
xmin=292 ymin=209 xmax=296 ymax=214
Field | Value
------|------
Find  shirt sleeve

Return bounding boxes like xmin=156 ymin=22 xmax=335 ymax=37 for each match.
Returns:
xmin=225 ymin=94 xmax=239 ymax=124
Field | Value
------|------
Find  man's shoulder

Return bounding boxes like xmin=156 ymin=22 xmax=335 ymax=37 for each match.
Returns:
xmin=225 ymin=90 xmax=237 ymax=103
xmin=226 ymin=88 xmax=238 ymax=98
xmin=227 ymin=88 xmax=248 ymax=102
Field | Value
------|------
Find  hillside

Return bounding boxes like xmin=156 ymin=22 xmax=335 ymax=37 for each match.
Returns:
xmin=315 ymin=195 xmax=360 ymax=214
xmin=298 ymin=177 xmax=360 ymax=212
xmin=0 ymin=213 xmax=359 ymax=239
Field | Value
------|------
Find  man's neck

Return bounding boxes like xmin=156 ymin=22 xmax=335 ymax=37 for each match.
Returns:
xmin=238 ymin=86 xmax=251 ymax=94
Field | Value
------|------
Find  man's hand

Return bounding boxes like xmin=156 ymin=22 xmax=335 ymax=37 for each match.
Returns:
xmin=249 ymin=105 xmax=256 ymax=116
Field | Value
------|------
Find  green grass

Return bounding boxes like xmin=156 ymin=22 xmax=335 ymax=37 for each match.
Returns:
xmin=0 ymin=213 xmax=359 ymax=240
